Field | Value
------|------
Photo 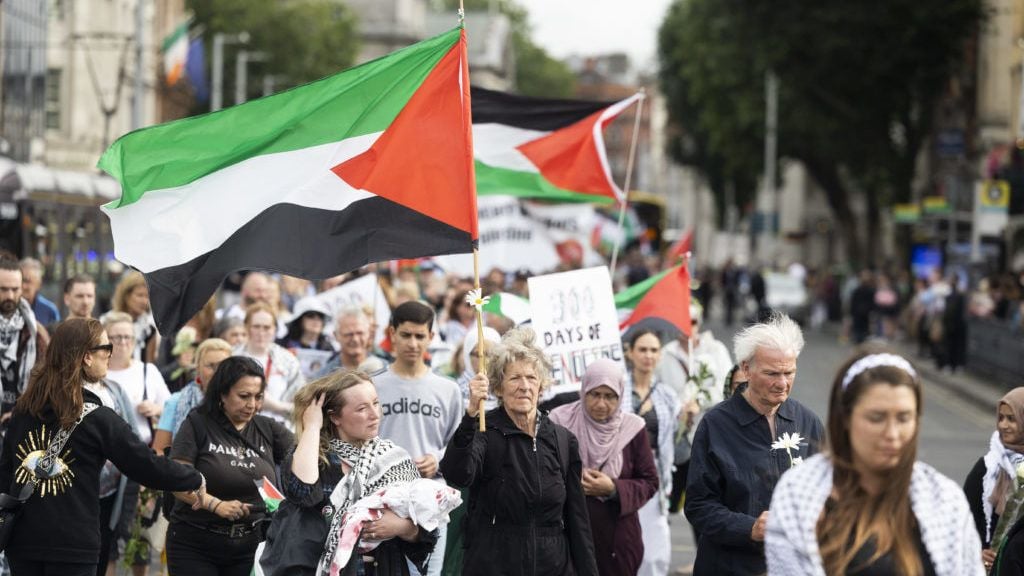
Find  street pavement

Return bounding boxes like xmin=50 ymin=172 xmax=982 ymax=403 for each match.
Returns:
xmin=668 ymin=318 xmax=994 ymax=574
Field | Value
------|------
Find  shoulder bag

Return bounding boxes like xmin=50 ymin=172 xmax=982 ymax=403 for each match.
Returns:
xmin=0 ymin=402 xmax=99 ymax=551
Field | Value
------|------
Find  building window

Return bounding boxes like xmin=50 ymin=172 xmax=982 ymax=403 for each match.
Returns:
xmin=44 ymin=68 xmax=60 ymax=130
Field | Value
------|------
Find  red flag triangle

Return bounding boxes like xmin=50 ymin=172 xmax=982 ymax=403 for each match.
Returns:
xmin=333 ymin=29 xmax=478 ymax=239
xmin=622 ymin=264 xmax=692 ymax=338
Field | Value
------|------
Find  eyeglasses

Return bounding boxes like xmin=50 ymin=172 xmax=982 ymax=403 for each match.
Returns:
xmin=89 ymin=344 xmax=114 ymax=355
xmin=108 ymin=335 xmax=133 ymax=343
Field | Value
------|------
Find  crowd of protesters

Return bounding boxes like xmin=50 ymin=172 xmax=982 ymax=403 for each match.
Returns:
xmin=0 ymin=247 xmax=1012 ymax=576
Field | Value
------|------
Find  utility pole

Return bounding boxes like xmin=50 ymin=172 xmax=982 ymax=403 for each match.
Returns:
xmin=235 ymin=51 xmax=267 ymax=105
xmin=756 ymin=71 xmax=779 ymax=265
xmin=131 ymin=0 xmax=146 ymax=130
xmin=211 ymin=32 xmax=249 ymax=111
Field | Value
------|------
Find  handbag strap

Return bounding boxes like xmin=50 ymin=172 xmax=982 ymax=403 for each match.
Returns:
xmin=35 ymin=402 xmax=99 ymax=477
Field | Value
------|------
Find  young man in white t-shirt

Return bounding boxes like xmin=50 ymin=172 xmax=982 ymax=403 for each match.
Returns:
xmin=374 ymin=301 xmax=462 ymax=576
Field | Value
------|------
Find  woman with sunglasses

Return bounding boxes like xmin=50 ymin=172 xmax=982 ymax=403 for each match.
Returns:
xmin=0 ymin=319 xmax=205 ymax=576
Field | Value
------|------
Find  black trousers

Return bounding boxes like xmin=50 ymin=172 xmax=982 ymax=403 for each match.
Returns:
xmin=7 ymin=555 xmax=95 ymax=576
xmin=166 ymin=520 xmax=260 ymax=576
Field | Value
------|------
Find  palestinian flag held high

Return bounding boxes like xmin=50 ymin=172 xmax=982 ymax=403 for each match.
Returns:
xmin=615 ymin=264 xmax=692 ymax=339
xmin=481 ymin=291 xmax=531 ymax=324
xmin=472 ymin=87 xmax=642 ymax=204
xmin=100 ymin=27 xmax=478 ymax=334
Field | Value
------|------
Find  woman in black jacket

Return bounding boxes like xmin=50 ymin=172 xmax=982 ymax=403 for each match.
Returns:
xmin=259 ymin=370 xmax=435 ymax=575
xmin=440 ymin=328 xmax=598 ymax=576
xmin=0 ymin=318 xmax=205 ymax=576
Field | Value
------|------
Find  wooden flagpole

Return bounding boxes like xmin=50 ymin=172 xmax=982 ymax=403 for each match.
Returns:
xmin=683 ymin=251 xmax=694 ymax=377
xmin=461 ymin=0 xmax=487 ymax=433
xmin=608 ymin=89 xmax=646 ymax=279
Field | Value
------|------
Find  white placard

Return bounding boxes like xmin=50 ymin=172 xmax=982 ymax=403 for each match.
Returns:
xmin=433 ymin=196 xmax=605 ymax=276
xmin=316 ymin=273 xmax=390 ymax=345
xmin=528 ymin=266 xmax=626 ymax=395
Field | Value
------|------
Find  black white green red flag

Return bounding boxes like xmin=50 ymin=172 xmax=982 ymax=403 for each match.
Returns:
xmin=471 ymin=87 xmax=641 ymax=204
xmin=99 ymin=27 xmax=478 ymax=334
xmin=615 ymin=264 xmax=693 ymax=338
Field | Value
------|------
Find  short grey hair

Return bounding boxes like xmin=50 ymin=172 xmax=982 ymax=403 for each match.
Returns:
xmin=733 ymin=312 xmax=804 ymax=368
xmin=335 ymin=305 xmax=369 ymax=325
xmin=19 ymin=257 xmax=42 ymax=275
xmin=486 ymin=327 xmax=552 ymax=401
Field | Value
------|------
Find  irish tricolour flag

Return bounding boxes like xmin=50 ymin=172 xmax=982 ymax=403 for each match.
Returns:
xmin=100 ymin=27 xmax=478 ymax=334
xmin=162 ymin=20 xmax=190 ymax=86
xmin=472 ymin=87 xmax=641 ymax=204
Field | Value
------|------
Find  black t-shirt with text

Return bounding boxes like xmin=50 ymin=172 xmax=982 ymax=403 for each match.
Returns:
xmin=170 ymin=410 xmax=293 ymax=527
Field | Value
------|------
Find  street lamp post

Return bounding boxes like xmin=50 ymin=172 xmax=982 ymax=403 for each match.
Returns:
xmin=235 ymin=51 xmax=267 ymax=105
xmin=211 ymin=31 xmax=249 ymax=111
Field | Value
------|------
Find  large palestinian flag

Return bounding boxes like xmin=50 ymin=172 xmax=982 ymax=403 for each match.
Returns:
xmin=99 ymin=27 xmax=477 ymax=334
xmin=472 ymin=87 xmax=641 ymax=204
xmin=615 ymin=264 xmax=692 ymax=339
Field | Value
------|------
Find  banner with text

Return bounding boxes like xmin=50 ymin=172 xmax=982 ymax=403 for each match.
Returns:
xmin=434 ymin=195 xmax=604 ymax=276
xmin=528 ymin=266 xmax=625 ymax=397
xmin=316 ymin=273 xmax=390 ymax=345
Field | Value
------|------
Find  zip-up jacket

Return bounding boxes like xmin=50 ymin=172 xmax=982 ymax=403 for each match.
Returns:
xmin=440 ymin=406 xmax=598 ymax=576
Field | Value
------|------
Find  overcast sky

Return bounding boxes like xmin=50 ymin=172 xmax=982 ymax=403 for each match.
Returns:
xmin=516 ymin=0 xmax=674 ymax=71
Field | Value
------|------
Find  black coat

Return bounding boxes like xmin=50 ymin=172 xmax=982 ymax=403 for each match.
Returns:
xmin=0 ymin=389 xmax=202 ymax=563
xmin=685 ymin=392 xmax=824 ymax=575
xmin=964 ymin=456 xmax=997 ymax=550
xmin=440 ymin=407 xmax=598 ymax=576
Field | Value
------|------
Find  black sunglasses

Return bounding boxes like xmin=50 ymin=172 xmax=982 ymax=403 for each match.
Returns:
xmin=89 ymin=344 xmax=114 ymax=354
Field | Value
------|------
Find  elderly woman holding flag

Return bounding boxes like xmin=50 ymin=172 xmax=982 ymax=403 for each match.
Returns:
xmin=441 ymin=327 xmax=598 ymax=576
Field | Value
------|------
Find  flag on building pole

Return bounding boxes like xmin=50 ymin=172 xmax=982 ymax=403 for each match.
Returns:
xmin=472 ymin=87 xmax=642 ymax=204
xmin=99 ymin=26 xmax=478 ymax=334
xmin=615 ymin=264 xmax=692 ymax=339
xmin=162 ymin=20 xmax=190 ymax=86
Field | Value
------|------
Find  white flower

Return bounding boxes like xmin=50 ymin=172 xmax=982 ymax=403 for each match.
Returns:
xmin=464 ymin=288 xmax=490 ymax=311
xmin=1016 ymin=462 xmax=1024 ymax=482
xmin=771 ymin=432 xmax=805 ymax=452
xmin=792 ymin=457 xmax=804 ymax=466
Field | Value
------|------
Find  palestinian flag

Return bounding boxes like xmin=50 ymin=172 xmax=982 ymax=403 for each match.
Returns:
xmin=481 ymin=291 xmax=531 ymax=324
xmin=615 ymin=264 xmax=692 ymax=338
xmin=162 ymin=20 xmax=190 ymax=86
xmin=100 ymin=27 xmax=478 ymax=334
xmin=254 ymin=477 xmax=284 ymax=513
xmin=472 ymin=87 xmax=641 ymax=204
xmin=665 ymin=229 xmax=692 ymax=264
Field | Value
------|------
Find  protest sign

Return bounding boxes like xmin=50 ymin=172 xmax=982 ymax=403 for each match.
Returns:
xmin=434 ymin=196 xmax=604 ymax=276
xmin=295 ymin=349 xmax=333 ymax=380
xmin=316 ymin=273 xmax=390 ymax=345
xmin=528 ymin=266 xmax=625 ymax=398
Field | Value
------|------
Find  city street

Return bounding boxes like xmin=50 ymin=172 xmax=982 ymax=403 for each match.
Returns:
xmin=669 ymin=318 xmax=994 ymax=573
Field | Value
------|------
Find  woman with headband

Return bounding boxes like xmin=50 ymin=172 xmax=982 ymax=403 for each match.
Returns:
xmin=765 ymin=348 xmax=984 ymax=575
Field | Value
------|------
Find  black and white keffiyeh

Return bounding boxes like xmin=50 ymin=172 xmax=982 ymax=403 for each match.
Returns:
xmin=765 ymin=453 xmax=984 ymax=576
xmin=317 ymin=437 xmax=419 ymax=576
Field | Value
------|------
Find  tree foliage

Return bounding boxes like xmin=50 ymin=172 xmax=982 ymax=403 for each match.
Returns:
xmin=658 ymin=0 xmax=983 ymax=266
xmin=188 ymin=0 xmax=359 ymax=99
xmin=437 ymin=0 xmax=575 ymax=97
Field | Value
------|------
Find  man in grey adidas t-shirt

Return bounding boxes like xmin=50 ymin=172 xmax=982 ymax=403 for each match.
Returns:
xmin=376 ymin=301 xmax=462 ymax=576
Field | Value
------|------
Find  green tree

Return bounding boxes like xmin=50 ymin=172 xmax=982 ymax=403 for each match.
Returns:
xmin=658 ymin=0 xmax=983 ymax=266
xmin=437 ymin=0 xmax=575 ymax=97
xmin=188 ymin=0 xmax=359 ymax=102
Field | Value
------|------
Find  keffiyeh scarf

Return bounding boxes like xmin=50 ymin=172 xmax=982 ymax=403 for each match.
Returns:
xmin=982 ymin=430 xmax=1024 ymax=542
xmin=317 ymin=437 xmax=420 ymax=576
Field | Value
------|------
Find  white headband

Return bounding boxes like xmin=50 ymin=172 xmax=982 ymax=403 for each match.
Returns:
xmin=841 ymin=353 xmax=917 ymax=390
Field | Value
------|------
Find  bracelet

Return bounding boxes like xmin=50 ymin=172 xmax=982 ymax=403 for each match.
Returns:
xmin=206 ymin=497 xmax=219 ymax=512
xmin=212 ymin=500 xmax=223 ymax=514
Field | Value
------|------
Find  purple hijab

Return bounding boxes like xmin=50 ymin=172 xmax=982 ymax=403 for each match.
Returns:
xmin=549 ymin=358 xmax=646 ymax=478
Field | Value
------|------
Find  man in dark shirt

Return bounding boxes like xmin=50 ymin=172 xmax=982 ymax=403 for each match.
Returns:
xmin=684 ymin=313 xmax=824 ymax=575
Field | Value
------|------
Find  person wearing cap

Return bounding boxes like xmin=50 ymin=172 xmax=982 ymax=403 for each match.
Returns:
xmin=276 ymin=296 xmax=333 ymax=352
xmin=656 ymin=300 xmax=733 ymax=513
xmin=160 ymin=326 xmax=199 ymax=393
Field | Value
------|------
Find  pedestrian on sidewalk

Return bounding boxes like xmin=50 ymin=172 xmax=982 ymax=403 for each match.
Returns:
xmin=964 ymin=387 xmax=1024 ymax=573
xmin=765 ymin=348 xmax=983 ymax=576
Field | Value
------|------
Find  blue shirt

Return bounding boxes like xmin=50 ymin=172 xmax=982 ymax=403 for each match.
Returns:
xmin=32 ymin=294 xmax=60 ymax=326
xmin=685 ymin=392 xmax=824 ymax=575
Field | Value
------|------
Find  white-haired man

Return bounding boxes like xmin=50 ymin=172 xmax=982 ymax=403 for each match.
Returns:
xmin=684 ymin=313 xmax=824 ymax=575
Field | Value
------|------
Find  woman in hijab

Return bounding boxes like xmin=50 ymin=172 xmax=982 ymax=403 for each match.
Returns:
xmin=549 ymin=359 xmax=659 ymax=576
xmin=964 ymin=387 xmax=1024 ymax=573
